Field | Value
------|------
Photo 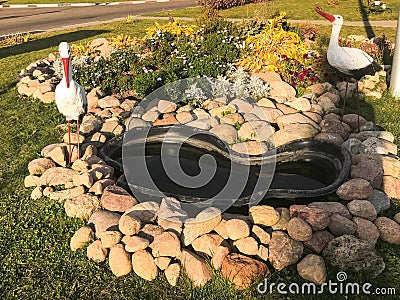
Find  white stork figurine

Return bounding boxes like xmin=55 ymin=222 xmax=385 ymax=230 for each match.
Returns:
xmin=315 ymin=8 xmax=383 ymax=132
xmin=55 ymin=42 xmax=87 ymax=163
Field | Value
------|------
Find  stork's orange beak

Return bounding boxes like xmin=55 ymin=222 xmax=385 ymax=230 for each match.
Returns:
xmin=62 ymin=57 xmax=70 ymax=88
xmin=315 ymin=9 xmax=336 ymax=23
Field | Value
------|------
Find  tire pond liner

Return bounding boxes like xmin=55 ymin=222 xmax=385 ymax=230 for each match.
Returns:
xmin=99 ymin=125 xmax=352 ymax=207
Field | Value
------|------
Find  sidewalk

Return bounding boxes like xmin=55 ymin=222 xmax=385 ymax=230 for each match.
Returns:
xmin=0 ymin=0 xmax=174 ymax=8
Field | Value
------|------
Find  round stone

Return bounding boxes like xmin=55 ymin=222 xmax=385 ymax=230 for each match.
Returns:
xmin=347 ymin=200 xmax=377 ymax=221
xmin=223 ymin=218 xmax=249 ymax=240
xmin=374 ymin=217 xmax=400 ymax=245
xmin=287 ymin=217 xmax=313 ymax=241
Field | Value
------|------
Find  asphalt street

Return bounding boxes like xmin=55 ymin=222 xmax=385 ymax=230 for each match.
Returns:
xmin=0 ymin=0 xmax=196 ymax=36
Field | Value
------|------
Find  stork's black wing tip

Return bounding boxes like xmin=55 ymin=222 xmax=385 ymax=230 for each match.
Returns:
xmin=349 ymin=61 xmax=383 ymax=81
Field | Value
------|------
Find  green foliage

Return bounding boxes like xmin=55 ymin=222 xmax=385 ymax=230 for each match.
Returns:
xmin=297 ymin=23 xmax=319 ymax=41
xmin=278 ymin=52 xmax=322 ymax=95
xmin=197 ymin=0 xmax=263 ymax=10
xmin=196 ymin=7 xmax=239 ymax=35
xmin=234 ymin=121 xmax=242 ymax=130
xmin=144 ymin=20 xmax=197 ymax=38
xmin=361 ymin=0 xmax=393 ymax=15
xmin=237 ymin=13 xmax=307 ymax=72
xmin=74 ymin=21 xmax=241 ymax=97
xmin=0 ymin=32 xmax=31 ymax=47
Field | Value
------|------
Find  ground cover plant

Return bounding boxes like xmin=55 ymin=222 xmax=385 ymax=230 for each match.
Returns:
xmin=1 ymin=9 xmax=400 ymax=300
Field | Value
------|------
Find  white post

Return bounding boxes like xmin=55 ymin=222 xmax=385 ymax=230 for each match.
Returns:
xmin=390 ymin=9 xmax=400 ymax=98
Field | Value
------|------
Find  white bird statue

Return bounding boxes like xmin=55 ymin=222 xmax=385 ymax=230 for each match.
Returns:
xmin=55 ymin=42 xmax=87 ymax=163
xmin=315 ymin=8 xmax=383 ymax=132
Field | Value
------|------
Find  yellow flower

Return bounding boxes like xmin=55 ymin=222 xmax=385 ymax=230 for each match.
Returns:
xmin=144 ymin=20 xmax=197 ymax=39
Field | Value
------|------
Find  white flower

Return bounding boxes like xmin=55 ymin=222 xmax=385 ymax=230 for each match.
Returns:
xmin=184 ymin=82 xmax=208 ymax=106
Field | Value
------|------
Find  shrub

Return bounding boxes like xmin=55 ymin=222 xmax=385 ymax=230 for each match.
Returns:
xmin=0 ymin=32 xmax=31 ymax=46
xmin=327 ymin=0 xmax=340 ymax=5
xmin=237 ymin=19 xmax=269 ymax=38
xmin=70 ymin=41 xmax=98 ymax=57
xmin=278 ymin=53 xmax=321 ymax=95
xmin=224 ymin=66 xmax=270 ymax=100
xmin=298 ymin=23 xmax=319 ymax=41
xmin=110 ymin=34 xmax=139 ymax=50
xmin=237 ymin=13 xmax=307 ymax=71
xmin=196 ymin=6 xmax=239 ymax=36
xmin=144 ymin=20 xmax=197 ymax=39
xmin=196 ymin=6 xmax=224 ymax=27
xmin=198 ymin=0 xmax=263 ymax=10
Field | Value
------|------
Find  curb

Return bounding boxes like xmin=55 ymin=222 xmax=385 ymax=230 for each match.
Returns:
xmin=0 ymin=0 xmax=175 ymax=8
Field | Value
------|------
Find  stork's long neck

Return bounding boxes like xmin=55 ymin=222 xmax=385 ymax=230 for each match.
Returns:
xmin=62 ymin=57 xmax=72 ymax=88
xmin=329 ymin=23 xmax=342 ymax=48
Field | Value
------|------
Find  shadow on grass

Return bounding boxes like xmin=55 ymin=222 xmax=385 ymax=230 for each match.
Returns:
xmin=0 ymin=29 xmax=108 ymax=59
xmin=0 ymin=81 xmax=16 ymax=97
xmin=358 ymin=0 xmax=375 ymax=38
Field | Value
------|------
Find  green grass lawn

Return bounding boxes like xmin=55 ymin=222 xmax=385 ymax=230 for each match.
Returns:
xmin=148 ymin=0 xmax=399 ymax=21
xmin=1 ymin=17 xmax=400 ymax=300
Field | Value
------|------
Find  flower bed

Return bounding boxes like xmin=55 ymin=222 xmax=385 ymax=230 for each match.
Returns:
xmin=16 ymin=15 xmax=392 ymax=104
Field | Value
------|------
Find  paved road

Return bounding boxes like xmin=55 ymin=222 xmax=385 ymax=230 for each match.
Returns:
xmin=0 ymin=0 xmax=196 ymax=36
